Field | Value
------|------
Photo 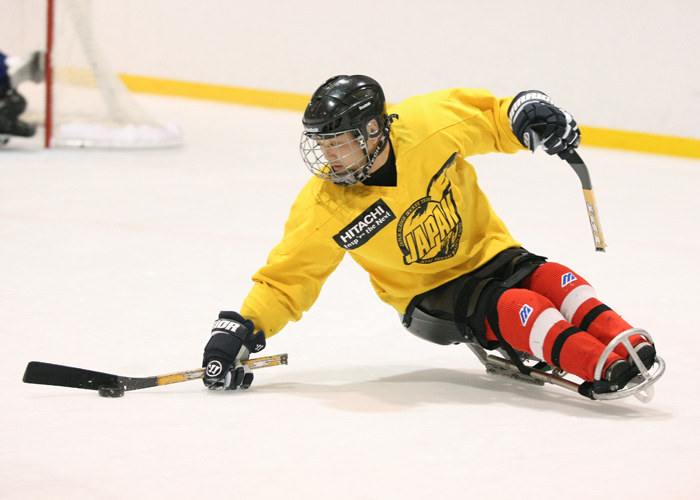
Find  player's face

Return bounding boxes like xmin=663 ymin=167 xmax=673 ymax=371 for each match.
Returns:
xmin=316 ymin=131 xmax=368 ymax=173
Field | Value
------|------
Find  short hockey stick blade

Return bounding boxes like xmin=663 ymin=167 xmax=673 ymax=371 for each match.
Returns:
xmin=23 ymin=353 xmax=288 ymax=392
xmin=559 ymin=149 xmax=607 ymax=252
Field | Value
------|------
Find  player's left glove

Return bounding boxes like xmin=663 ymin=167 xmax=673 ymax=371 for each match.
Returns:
xmin=508 ymin=90 xmax=581 ymax=156
xmin=202 ymin=311 xmax=266 ymax=391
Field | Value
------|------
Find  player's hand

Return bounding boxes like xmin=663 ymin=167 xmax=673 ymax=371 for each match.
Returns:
xmin=508 ymin=90 xmax=581 ymax=155
xmin=202 ymin=311 xmax=266 ymax=390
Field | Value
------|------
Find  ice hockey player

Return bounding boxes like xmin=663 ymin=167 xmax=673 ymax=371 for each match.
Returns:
xmin=0 ymin=50 xmax=44 ymax=145
xmin=202 ymin=75 xmax=659 ymax=400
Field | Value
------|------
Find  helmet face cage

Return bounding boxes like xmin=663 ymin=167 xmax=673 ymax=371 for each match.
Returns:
xmin=300 ymin=128 xmax=374 ymax=186
xmin=300 ymin=75 xmax=388 ymax=186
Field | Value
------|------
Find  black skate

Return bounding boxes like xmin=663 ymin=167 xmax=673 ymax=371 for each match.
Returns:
xmin=584 ymin=328 xmax=665 ymax=403
xmin=0 ymin=118 xmax=36 ymax=137
xmin=0 ymin=120 xmax=36 ymax=146
xmin=0 ymin=88 xmax=37 ymax=144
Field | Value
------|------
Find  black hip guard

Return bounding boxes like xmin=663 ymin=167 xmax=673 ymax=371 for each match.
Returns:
xmin=400 ymin=247 xmax=547 ymax=349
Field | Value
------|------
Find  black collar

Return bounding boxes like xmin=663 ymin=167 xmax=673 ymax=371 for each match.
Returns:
xmin=361 ymin=143 xmax=397 ymax=187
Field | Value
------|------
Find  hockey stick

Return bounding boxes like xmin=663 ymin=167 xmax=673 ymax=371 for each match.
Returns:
xmin=559 ymin=149 xmax=607 ymax=252
xmin=22 ymin=353 xmax=288 ymax=394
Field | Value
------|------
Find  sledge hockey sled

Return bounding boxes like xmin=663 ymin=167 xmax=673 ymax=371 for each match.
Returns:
xmin=467 ymin=328 xmax=665 ymax=403
xmin=402 ymin=306 xmax=665 ymax=403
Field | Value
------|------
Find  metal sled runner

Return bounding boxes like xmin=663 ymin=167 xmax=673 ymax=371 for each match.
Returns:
xmin=467 ymin=328 xmax=665 ymax=403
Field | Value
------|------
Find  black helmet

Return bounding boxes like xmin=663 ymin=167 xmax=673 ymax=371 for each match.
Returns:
xmin=302 ymin=75 xmax=387 ymax=140
xmin=300 ymin=75 xmax=392 ymax=186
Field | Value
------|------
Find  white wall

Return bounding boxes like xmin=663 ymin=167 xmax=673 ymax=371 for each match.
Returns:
xmin=4 ymin=0 xmax=700 ymax=139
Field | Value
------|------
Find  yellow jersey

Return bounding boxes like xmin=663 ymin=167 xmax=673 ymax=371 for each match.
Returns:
xmin=240 ymin=88 xmax=527 ymax=337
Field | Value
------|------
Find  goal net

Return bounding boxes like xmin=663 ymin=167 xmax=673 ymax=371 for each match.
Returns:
xmin=5 ymin=0 xmax=183 ymax=148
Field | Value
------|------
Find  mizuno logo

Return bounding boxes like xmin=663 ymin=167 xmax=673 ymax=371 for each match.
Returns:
xmin=520 ymin=304 xmax=533 ymax=326
xmin=561 ymin=272 xmax=577 ymax=287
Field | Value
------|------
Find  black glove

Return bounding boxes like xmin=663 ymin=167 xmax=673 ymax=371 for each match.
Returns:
xmin=202 ymin=311 xmax=266 ymax=391
xmin=508 ymin=90 xmax=581 ymax=156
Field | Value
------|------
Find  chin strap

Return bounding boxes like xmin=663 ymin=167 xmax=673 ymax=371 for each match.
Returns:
xmin=356 ymin=113 xmax=399 ymax=182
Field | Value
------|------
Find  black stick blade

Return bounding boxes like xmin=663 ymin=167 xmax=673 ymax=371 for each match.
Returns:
xmin=23 ymin=361 xmax=119 ymax=390
xmin=559 ymin=150 xmax=593 ymax=189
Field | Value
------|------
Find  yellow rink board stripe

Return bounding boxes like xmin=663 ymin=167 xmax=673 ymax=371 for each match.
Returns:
xmin=120 ymin=74 xmax=700 ymax=160
xmin=121 ymin=74 xmax=309 ymax=112
xmin=578 ymin=126 xmax=700 ymax=160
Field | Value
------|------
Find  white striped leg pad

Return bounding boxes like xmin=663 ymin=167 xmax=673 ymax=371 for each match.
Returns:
xmin=529 ymin=308 xmax=566 ymax=361
xmin=560 ymin=285 xmax=596 ymax=323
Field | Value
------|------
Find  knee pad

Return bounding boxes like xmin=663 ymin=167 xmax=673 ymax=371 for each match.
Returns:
xmin=492 ymin=288 xmax=566 ymax=358
xmin=524 ymin=262 xmax=597 ymax=318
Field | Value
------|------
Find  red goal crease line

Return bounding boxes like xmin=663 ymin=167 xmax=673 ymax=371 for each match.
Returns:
xmin=119 ymin=74 xmax=700 ymax=160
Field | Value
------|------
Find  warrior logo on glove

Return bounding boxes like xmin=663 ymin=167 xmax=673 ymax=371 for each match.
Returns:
xmin=202 ymin=311 xmax=266 ymax=391
xmin=205 ymin=360 xmax=223 ymax=377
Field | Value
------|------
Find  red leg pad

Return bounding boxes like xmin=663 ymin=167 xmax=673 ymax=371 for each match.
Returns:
xmin=487 ymin=288 xmax=623 ymax=381
xmin=523 ymin=262 xmax=643 ymax=357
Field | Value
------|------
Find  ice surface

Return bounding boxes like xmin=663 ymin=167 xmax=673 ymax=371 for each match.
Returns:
xmin=1 ymin=95 xmax=699 ymax=499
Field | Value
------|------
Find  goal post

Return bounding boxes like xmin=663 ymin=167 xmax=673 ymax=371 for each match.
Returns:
xmin=7 ymin=0 xmax=183 ymax=149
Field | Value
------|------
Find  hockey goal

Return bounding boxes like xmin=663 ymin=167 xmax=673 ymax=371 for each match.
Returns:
xmin=7 ymin=0 xmax=182 ymax=148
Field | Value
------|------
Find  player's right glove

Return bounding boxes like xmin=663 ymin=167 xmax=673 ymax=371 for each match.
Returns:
xmin=508 ymin=90 xmax=581 ymax=156
xmin=202 ymin=311 xmax=266 ymax=391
